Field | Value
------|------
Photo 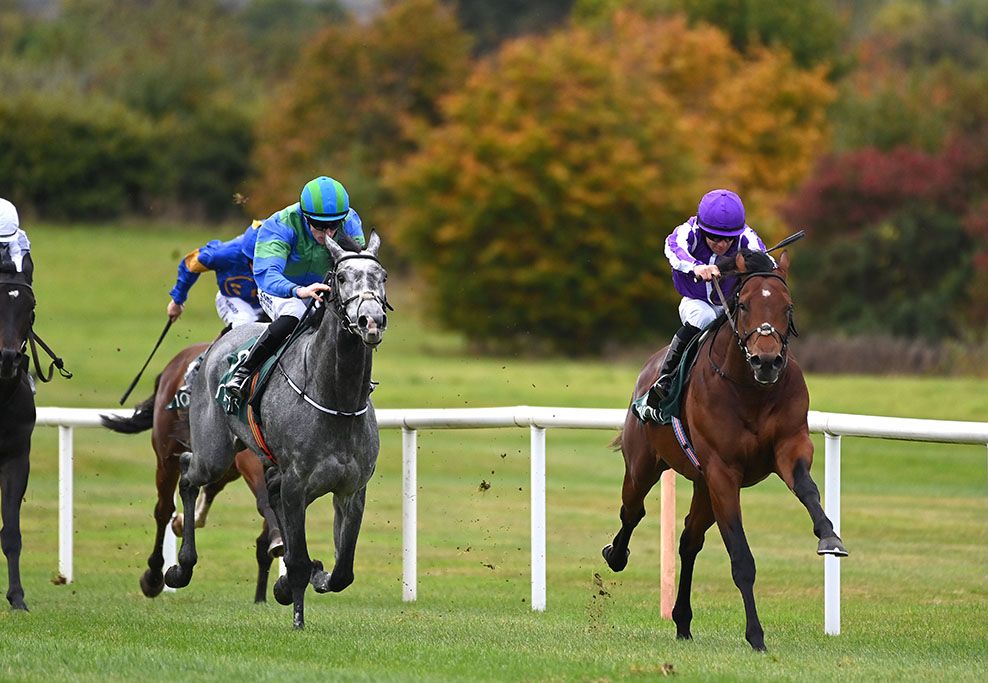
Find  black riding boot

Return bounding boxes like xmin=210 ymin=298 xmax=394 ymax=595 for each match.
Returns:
xmin=225 ymin=315 xmax=298 ymax=400
xmin=646 ymin=323 xmax=701 ymax=408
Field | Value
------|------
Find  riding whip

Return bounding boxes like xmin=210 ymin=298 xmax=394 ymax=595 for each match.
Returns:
xmin=765 ymin=230 xmax=805 ymax=253
xmin=119 ymin=318 xmax=172 ymax=405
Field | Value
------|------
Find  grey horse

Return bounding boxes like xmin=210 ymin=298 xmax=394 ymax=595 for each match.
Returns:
xmin=164 ymin=232 xmax=388 ymax=629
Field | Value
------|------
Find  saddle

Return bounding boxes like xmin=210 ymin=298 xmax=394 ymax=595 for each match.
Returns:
xmin=636 ymin=329 xmax=707 ymax=425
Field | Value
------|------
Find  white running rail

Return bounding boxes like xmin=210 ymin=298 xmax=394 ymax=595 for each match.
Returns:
xmin=37 ymin=406 xmax=988 ymax=635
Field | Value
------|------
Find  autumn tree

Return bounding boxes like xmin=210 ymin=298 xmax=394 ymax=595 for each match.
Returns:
xmin=386 ymin=12 xmax=833 ymax=354
xmin=249 ymin=0 xmax=472 ymax=217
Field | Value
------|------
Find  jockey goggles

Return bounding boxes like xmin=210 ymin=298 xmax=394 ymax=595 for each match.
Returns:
xmin=306 ymin=215 xmax=346 ymax=233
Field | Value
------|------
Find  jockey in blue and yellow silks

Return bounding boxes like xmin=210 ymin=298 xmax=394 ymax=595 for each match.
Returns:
xmin=167 ymin=221 xmax=265 ymax=329
xmin=224 ymin=176 xmax=365 ymax=400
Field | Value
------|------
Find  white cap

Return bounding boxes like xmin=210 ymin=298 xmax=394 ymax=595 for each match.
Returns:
xmin=0 ymin=198 xmax=19 ymax=239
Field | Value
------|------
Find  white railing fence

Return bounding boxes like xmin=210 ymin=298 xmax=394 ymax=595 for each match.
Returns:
xmin=36 ymin=406 xmax=988 ymax=636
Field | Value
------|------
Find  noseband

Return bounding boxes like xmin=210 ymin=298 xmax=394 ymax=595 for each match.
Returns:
xmin=326 ymin=253 xmax=393 ymax=345
xmin=710 ymin=271 xmax=799 ymax=383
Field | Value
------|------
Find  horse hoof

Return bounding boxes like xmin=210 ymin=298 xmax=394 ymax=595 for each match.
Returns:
xmin=602 ymin=544 xmax=630 ymax=572
xmin=268 ymin=534 xmax=284 ymax=558
xmin=328 ymin=570 xmax=354 ymax=593
xmin=310 ymin=559 xmax=324 ymax=575
xmin=817 ymin=536 xmax=848 ymax=556
xmin=171 ymin=515 xmax=185 ymax=537
xmin=164 ymin=565 xmax=190 ymax=589
xmin=273 ymin=576 xmax=293 ymax=606
xmin=311 ymin=571 xmax=332 ymax=594
xmin=676 ymin=631 xmax=692 ymax=641
xmin=140 ymin=570 xmax=165 ymax=598
xmin=9 ymin=598 xmax=28 ymax=611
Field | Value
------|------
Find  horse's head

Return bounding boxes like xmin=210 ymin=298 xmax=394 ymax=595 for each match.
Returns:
xmin=726 ymin=249 xmax=798 ymax=385
xmin=0 ymin=277 xmax=35 ymax=380
xmin=324 ymin=231 xmax=390 ymax=347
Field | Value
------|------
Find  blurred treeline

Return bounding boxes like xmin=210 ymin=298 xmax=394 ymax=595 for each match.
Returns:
xmin=1 ymin=0 xmax=987 ymax=367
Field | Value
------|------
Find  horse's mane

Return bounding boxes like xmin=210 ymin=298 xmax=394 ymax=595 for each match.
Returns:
xmin=715 ymin=248 xmax=775 ymax=276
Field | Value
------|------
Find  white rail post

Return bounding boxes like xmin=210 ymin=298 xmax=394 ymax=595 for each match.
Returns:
xmin=530 ymin=425 xmax=547 ymax=611
xmin=824 ymin=432 xmax=842 ymax=635
xmin=402 ymin=427 xmax=418 ymax=602
xmin=163 ymin=496 xmax=178 ymax=593
xmin=660 ymin=469 xmax=676 ymax=619
xmin=58 ymin=425 xmax=73 ymax=583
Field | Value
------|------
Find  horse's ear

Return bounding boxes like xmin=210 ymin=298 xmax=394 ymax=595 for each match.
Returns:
xmin=734 ymin=250 xmax=747 ymax=274
xmin=777 ymin=250 xmax=790 ymax=278
xmin=365 ymin=230 xmax=380 ymax=257
xmin=325 ymin=236 xmax=345 ymax=263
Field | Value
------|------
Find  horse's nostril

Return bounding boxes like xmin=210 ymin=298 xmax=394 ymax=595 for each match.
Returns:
xmin=381 ymin=315 xmax=388 ymax=329
xmin=357 ymin=315 xmax=368 ymax=329
xmin=749 ymin=356 xmax=762 ymax=367
xmin=772 ymin=355 xmax=784 ymax=369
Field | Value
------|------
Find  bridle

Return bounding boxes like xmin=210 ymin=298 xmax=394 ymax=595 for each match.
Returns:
xmin=0 ymin=278 xmax=72 ymax=383
xmin=325 ymin=253 xmax=393 ymax=347
xmin=709 ymin=271 xmax=798 ymax=383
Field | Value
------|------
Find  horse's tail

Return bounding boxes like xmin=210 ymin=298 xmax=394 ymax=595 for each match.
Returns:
xmin=608 ymin=429 xmax=623 ymax=452
xmin=100 ymin=373 xmax=161 ymax=434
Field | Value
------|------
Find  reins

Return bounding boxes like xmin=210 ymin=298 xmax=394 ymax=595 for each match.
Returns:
xmin=0 ymin=278 xmax=72 ymax=383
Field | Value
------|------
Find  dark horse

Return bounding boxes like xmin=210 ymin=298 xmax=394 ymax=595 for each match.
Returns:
xmin=602 ymin=249 xmax=847 ymax=651
xmin=102 ymin=342 xmax=283 ymax=602
xmin=0 ymin=254 xmax=35 ymax=610
xmin=165 ymin=233 xmax=388 ymax=629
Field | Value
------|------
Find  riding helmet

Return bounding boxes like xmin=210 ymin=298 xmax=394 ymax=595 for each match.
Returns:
xmin=299 ymin=176 xmax=349 ymax=222
xmin=0 ymin=198 xmax=19 ymax=238
xmin=696 ymin=189 xmax=745 ymax=237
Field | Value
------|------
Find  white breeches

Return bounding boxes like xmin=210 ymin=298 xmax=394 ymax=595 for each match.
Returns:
xmin=258 ymin=289 xmax=307 ymax=319
xmin=679 ymin=297 xmax=723 ymax=329
xmin=214 ymin=293 xmax=264 ymax=327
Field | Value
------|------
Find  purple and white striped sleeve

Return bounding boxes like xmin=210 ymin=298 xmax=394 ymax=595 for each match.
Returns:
xmin=664 ymin=221 xmax=700 ymax=274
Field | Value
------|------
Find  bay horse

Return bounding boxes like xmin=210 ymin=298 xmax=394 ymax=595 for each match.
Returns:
xmin=102 ymin=342 xmax=283 ymax=603
xmin=0 ymin=257 xmax=36 ymax=610
xmin=603 ymin=249 xmax=847 ymax=651
xmin=165 ymin=232 xmax=388 ymax=629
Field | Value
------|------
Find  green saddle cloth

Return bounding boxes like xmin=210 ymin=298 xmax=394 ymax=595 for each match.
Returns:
xmin=214 ymin=337 xmax=281 ymax=422
xmin=631 ymin=331 xmax=705 ymax=425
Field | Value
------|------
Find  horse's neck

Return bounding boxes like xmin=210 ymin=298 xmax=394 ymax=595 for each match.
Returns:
xmin=302 ymin=312 xmax=373 ymax=408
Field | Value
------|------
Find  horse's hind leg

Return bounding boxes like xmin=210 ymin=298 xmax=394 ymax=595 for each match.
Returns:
xmin=164 ymin=452 xmax=202 ymax=589
xmin=602 ymin=437 xmax=665 ymax=572
xmin=0 ymin=453 xmax=30 ymax=610
xmin=239 ymin=452 xmax=283 ymax=557
xmin=141 ymin=452 xmax=179 ymax=598
xmin=778 ymin=452 xmax=847 ymax=556
xmin=172 ymin=466 xmax=238 ymax=536
xmin=706 ymin=463 xmax=766 ymax=651
xmin=672 ymin=480 xmax=715 ymax=641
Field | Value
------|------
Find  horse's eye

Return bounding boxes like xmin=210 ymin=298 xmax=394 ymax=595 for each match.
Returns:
xmin=337 ymin=273 xmax=345 ymax=284
xmin=737 ymin=302 xmax=747 ymax=312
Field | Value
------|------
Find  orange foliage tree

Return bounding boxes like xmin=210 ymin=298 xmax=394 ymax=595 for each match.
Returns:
xmin=385 ymin=12 xmax=834 ymax=353
xmin=249 ymin=0 xmax=471 ymax=216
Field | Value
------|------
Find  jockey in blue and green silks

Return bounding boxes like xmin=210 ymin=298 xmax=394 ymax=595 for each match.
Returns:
xmin=225 ymin=176 xmax=366 ymax=400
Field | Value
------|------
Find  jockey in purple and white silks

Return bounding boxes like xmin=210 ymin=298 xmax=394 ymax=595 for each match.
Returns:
xmin=224 ymin=175 xmax=366 ymax=400
xmin=167 ymin=221 xmax=266 ymax=330
xmin=635 ymin=189 xmax=770 ymax=423
xmin=0 ymin=198 xmax=34 ymax=282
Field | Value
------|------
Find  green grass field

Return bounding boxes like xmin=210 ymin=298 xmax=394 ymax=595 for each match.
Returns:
xmin=1 ymin=223 xmax=985 ymax=682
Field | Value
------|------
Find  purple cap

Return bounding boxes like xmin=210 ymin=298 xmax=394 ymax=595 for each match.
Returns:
xmin=696 ymin=189 xmax=745 ymax=236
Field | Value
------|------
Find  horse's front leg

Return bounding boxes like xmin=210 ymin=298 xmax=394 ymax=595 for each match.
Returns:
xmin=671 ymin=479 xmax=715 ymax=641
xmin=0 ymin=452 xmax=30 ymax=610
xmin=313 ymin=487 xmax=367 ymax=594
xmin=775 ymin=439 xmax=847 ymax=556
xmin=241 ymin=452 xmax=283 ymax=557
xmin=141 ymin=451 xmax=179 ymax=598
xmin=164 ymin=452 xmax=201 ymax=589
xmin=705 ymin=461 xmax=766 ymax=651
xmin=602 ymin=427 xmax=665 ymax=572
xmin=272 ymin=472 xmax=311 ymax=629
